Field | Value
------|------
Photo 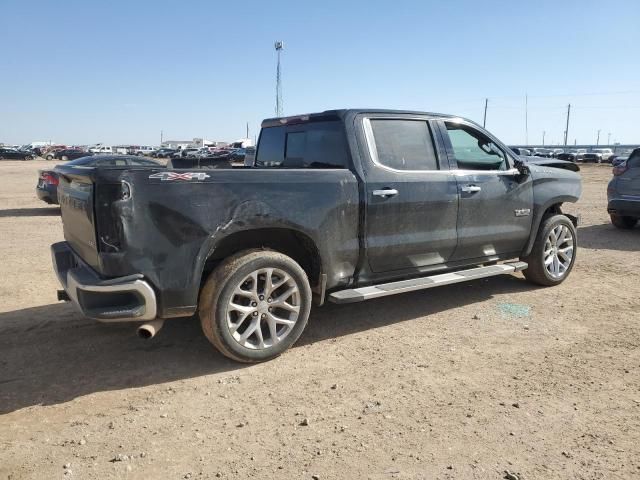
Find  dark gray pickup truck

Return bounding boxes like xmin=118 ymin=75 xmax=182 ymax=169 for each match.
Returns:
xmin=52 ymin=109 xmax=581 ymax=362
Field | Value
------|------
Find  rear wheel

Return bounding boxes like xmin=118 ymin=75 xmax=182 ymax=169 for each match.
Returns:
xmin=46 ymin=155 xmax=53 ymax=160
xmin=522 ymin=214 xmax=577 ymax=286
xmin=199 ymin=250 xmax=312 ymax=363
xmin=610 ymin=214 xmax=637 ymax=229
xmin=61 ymin=155 xmax=68 ymax=161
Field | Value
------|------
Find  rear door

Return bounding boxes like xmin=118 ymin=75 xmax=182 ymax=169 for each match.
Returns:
xmin=438 ymin=120 xmax=533 ymax=262
xmin=358 ymin=115 xmax=459 ymax=273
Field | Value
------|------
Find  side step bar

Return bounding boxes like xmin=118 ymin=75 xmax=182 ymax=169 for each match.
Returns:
xmin=328 ymin=261 xmax=528 ymax=304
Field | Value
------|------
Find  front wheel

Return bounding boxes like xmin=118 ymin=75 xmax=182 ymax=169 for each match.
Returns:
xmin=199 ymin=250 xmax=312 ymax=363
xmin=46 ymin=155 xmax=53 ymax=160
xmin=610 ymin=214 xmax=637 ymax=229
xmin=61 ymin=155 xmax=68 ymax=161
xmin=522 ymin=214 xmax=577 ymax=286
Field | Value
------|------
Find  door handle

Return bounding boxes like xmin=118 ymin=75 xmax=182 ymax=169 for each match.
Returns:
xmin=372 ymin=188 xmax=399 ymax=198
xmin=460 ymin=185 xmax=481 ymax=193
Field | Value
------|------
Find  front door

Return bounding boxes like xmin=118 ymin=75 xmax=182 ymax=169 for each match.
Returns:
xmin=439 ymin=120 xmax=533 ymax=262
xmin=360 ymin=116 xmax=459 ymax=273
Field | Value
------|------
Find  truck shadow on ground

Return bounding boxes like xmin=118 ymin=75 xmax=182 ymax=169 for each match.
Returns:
xmin=578 ymin=223 xmax=639 ymax=252
xmin=0 ymin=207 xmax=60 ymax=218
xmin=0 ymin=275 xmax=533 ymax=414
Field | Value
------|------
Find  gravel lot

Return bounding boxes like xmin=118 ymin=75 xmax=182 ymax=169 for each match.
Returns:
xmin=1 ymin=160 xmax=638 ymax=479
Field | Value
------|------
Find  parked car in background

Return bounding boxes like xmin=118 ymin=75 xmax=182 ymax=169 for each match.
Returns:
xmin=36 ymin=155 xmax=161 ymax=205
xmin=556 ymin=152 xmax=578 ymax=162
xmin=532 ymin=148 xmax=554 ymax=158
xmin=229 ymin=148 xmax=247 ymax=163
xmin=154 ymin=148 xmax=177 ymax=158
xmin=574 ymin=149 xmax=588 ymax=161
xmin=610 ymin=155 xmax=628 ymax=167
xmin=171 ymin=148 xmax=199 ymax=159
xmin=510 ymin=147 xmax=532 ymax=157
xmin=53 ymin=149 xmax=92 ymax=161
xmin=0 ymin=147 xmax=34 ymax=160
xmin=89 ymin=145 xmax=114 ymax=154
xmin=551 ymin=149 xmax=564 ymax=158
xmin=593 ymin=148 xmax=614 ymax=162
xmin=608 ymin=148 xmax=640 ymax=229
xmin=43 ymin=146 xmax=67 ymax=160
xmin=580 ymin=153 xmax=602 ymax=163
xmin=132 ymin=146 xmax=157 ymax=156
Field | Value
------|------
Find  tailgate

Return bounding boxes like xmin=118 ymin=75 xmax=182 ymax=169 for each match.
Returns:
xmin=57 ymin=172 xmax=100 ymax=269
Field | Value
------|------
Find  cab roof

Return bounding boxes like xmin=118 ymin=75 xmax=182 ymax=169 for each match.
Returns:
xmin=261 ymin=109 xmax=454 ymax=128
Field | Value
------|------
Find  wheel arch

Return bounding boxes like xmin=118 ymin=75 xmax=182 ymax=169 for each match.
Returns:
xmin=521 ymin=197 xmax=578 ymax=257
xmin=200 ymin=227 xmax=324 ymax=293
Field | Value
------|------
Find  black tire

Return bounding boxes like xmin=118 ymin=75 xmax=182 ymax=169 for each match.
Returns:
xmin=61 ymin=155 xmax=68 ymax=161
xmin=46 ymin=155 xmax=53 ymax=160
xmin=199 ymin=249 xmax=312 ymax=363
xmin=610 ymin=214 xmax=637 ymax=229
xmin=522 ymin=214 xmax=577 ymax=286
xmin=0 ymin=155 xmax=4 ymax=160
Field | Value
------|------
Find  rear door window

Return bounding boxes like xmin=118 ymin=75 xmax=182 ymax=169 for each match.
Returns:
xmin=256 ymin=121 xmax=349 ymax=168
xmin=368 ymin=119 xmax=439 ymax=170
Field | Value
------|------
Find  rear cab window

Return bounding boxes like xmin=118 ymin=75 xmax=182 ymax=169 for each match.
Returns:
xmin=255 ymin=121 xmax=350 ymax=169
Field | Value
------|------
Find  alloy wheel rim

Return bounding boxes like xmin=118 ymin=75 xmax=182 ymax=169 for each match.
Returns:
xmin=225 ymin=268 xmax=300 ymax=350
xmin=544 ymin=224 xmax=574 ymax=279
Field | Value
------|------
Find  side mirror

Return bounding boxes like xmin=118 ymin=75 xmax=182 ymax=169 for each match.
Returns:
xmin=514 ymin=158 xmax=530 ymax=180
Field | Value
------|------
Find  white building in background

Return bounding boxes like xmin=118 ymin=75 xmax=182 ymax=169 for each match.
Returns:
xmin=161 ymin=138 xmax=230 ymax=149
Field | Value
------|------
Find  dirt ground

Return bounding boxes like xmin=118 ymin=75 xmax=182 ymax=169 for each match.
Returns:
xmin=0 ymin=160 xmax=638 ymax=480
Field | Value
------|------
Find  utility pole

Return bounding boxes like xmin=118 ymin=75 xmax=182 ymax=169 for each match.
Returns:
xmin=160 ymin=130 xmax=163 ymax=146
xmin=483 ymin=98 xmax=488 ymax=128
xmin=607 ymin=132 xmax=611 ymax=145
xmin=246 ymin=122 xmax=249 ymax=139
xmin=274 ymin=41 xmax=284 ymax=117
xmin=596 ymin=129 xmax=601 ymax=146
xmin=542 ymin=130 xmax=546 ymax=146
xmin=525 ymin=94 xmax=529 ymax=145
xmin=563 ymin=103 xmax=571 ymax=146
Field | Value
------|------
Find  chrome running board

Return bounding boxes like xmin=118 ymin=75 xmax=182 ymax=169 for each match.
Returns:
xmin=328 ymin=261 xmax=528 ymax=304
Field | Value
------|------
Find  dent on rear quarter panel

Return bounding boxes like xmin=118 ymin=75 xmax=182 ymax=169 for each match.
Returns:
xmin=111 ymin=168 xmax=360 ymax=317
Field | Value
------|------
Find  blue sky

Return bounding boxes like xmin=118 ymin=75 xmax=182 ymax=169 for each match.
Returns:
xmin=1 ymin=0 xmax=639 ymax=146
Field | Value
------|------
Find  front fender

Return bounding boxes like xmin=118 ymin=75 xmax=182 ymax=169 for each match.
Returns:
xmin=521 ymin=165 xmax=582 ymax=257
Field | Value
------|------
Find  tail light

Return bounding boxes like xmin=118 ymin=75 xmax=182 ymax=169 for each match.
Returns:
xmin=613 ymin=163 xmax=628 ymax=176
xmin=41 ymin=172 xmax=59 ymax=185
xmin=95 ymin=184 xmax=124 ymax=252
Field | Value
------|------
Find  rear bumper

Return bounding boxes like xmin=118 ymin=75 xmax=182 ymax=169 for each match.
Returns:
xmin=607 ymin=198 xmax=640 ymax=217
xmin=36 ymin=185 xmax=58 ymax=204
xmin=51 ymin=241 xmax=157 ymax=322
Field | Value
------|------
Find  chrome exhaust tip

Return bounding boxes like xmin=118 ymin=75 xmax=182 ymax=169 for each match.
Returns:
xmin=136 ymin=319 xmax=165 ymax=339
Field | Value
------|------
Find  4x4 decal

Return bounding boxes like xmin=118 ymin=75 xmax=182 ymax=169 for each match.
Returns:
xmin=148 ymin=172 xmax=210 ymax=181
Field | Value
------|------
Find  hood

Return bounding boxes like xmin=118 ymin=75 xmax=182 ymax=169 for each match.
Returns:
xmin=520 ymin=156 xmax=580 ymax=172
